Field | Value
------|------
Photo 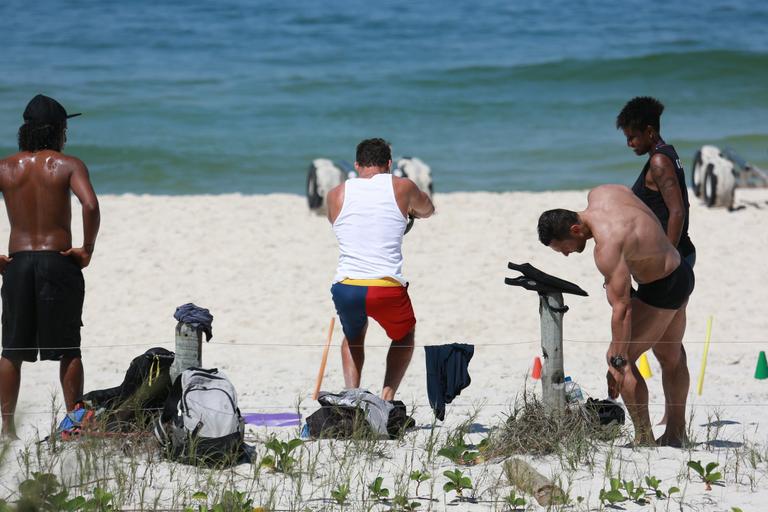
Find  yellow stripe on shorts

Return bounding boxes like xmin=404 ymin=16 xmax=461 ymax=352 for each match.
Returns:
xmin=340 ymin=277 xmax=402 ymax=287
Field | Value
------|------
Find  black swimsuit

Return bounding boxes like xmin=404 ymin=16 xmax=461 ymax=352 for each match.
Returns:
xmin=631 ymin=140 xmax=696 ymax=259
xmin=1 ymin=251 xmax=84 ymax=361
xmin=635 ymin=259 xmax=695 ymax=310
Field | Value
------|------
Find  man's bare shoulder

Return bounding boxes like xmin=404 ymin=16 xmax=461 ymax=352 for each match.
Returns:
xmin=52 ymin=152 xmax=87 ymax=172
xmin=328 ymin=182 xmax=345 ymax=201
xmin=649 ymin=151 xmax=674 ymax=168
xmin=589 ymin=184 xmax=632 ymax=200
xmin=326 ymin=182 xmax=345 ymax=222
xmin=0 ymin=152 xmax=24 ymax=170
xmin=2 ymin=151 xmax=85 ymax=171
xmin=392 ymin=175 xmax=417 ymax=195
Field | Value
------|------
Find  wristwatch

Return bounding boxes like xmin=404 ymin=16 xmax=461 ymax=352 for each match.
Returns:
xmin=610 ymin=355 xmax=627 ymax=369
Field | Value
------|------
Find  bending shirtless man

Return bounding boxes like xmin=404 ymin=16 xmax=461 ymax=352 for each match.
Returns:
xmin=0 ymin=95 xmax=100 ymax=438
xmin=538 ymin=185 xmax=694 ymax=446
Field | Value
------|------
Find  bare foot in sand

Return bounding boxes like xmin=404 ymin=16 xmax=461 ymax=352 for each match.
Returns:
xmin=655 ymin=432 xmax=689 ymax=448
xmin=623 ymin=432 xmax=657 ymax=448
xmin=1 ymin=427 xmax=19 ymax=441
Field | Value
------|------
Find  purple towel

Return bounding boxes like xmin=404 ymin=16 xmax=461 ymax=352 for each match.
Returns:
xmin=243 ymin=412 xmax=301 ymax=427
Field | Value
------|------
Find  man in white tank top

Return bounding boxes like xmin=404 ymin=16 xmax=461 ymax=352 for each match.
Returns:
xmin=327 ymin=138 xmax=434 ymax=401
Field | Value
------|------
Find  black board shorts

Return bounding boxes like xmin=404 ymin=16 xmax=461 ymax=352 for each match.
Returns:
xmin=635 ymin=259 xmax=695 ymax=310
xmin=1 ymin=251 xmax=84 ymax=361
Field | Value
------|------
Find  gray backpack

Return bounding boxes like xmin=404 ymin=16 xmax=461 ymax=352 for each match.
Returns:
xmin=154 ymin=368 xmax=244 ymax=465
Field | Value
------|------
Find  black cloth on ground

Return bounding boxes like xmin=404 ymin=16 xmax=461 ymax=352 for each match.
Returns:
xmin=425 ymin=343 xmax=474 ymax=421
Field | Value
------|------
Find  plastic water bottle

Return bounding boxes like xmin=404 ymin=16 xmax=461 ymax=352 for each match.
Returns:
xmin=564 ymin=376 xmax=584 ymax=404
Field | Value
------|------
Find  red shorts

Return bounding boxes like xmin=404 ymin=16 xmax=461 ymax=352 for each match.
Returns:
xmin=330 ymin=281 xmax=416 ymax=341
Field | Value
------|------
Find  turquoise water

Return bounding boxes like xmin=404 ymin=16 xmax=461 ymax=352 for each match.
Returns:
xmin=1 ymin=0 xmax=767 ymax=194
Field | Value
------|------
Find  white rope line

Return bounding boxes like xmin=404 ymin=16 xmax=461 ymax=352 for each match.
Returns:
xmin=3 ymin=337 xmax=766 ymax=351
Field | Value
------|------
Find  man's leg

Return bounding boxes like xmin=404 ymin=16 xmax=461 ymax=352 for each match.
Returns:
xmin=60 ymin=356 xmax=84 ymax=412
xmin=0 ymin=357 xmax=22 ymax=439
xmin=382 ymin=328 xmax=414 ymax=401
xmin=620 ymin=298 xmax=677 ymax=445
xmin=652 ymin=304 xmax=690 ymax=447
xmin=341 ymin=322 xmax=368 ymax=390
xmin=656 ymin=306 xmax=688 ymax=426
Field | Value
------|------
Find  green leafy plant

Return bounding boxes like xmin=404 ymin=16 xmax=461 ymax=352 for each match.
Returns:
xmin=437 ymin=438 xmax=480 ymax=465
xmin=409 ymin=470 xmax=431 ymax=496
xmin=368 ymin=476 xmax=390 ymax=500
xmin=687 ymin=460 xmax=723 ymax=490
xmin=442 ymin=468 xmax=473 ymax=499
xmin=12 ymin=472 xmax=116 ymax=512
xmin=261 ymin=437 xmax=304 ymax=473
xmin=391 ymin=494 xmax=421 ymax=511
xmin=87 ymin=488 xmax=117 ymax=511
xmin=622 ymin=480 xmax=646 ymax=504
xmin=598 ymin=478 xmax=627 ymax=505
xmin=645 ymin=475 xmax=664 ymax=498
xmin=503 ymin=489 xmax=526 ymax=509
xmin=16 ymin=472 xmax=72 ymax=511
xmin=331 ymin=483 xmax=350 ymax=505
xmin=184 ymin=490 xmax=254 ymax=512
xmin=644 ymin=475 xmax=679 ymax=500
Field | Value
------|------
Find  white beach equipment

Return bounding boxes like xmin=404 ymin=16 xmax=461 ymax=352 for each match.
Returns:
xmin=306 ymin=158 xmax=349 ymax=215
xmin=393 ymin=156 xmax=434 ymax=197
xmin=691 ymin=145 xmax=768 ymax=209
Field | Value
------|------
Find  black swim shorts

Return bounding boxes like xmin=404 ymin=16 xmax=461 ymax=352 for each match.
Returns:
xmin=635 ymin=259 xmax=695 ymax=310
xmin=1 ymin=251 xmax=84 ymax=361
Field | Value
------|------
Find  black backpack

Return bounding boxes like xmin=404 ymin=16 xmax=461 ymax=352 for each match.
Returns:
xmin=80 ymin=347 xmax=175 ymax=431
xmin=305 ymin=399 xmax=414 ymax=439
xmin=584 ymin=398 xmax=626 ymax=426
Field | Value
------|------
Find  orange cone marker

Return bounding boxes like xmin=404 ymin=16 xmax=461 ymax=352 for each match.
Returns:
xmin=531 ymin=356 xmax=542 ymax=380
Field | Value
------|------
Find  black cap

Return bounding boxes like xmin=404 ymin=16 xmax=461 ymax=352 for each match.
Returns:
xmin=22 ymin=94 xmax=81 ymax=125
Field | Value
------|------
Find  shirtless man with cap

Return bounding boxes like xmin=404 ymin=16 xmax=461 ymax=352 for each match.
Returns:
xmin=0 ymin=94 xmax=100 ymax=438
xmin=537 ymin=185 xmax=694 ymax=447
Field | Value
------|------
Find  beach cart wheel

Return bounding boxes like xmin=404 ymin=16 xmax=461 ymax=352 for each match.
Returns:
xmin=703 ymin=164 xmax=718 ymax=207
xmin=691 ymin=150 xmax=704 ymax=198
xmin=307 ymin=164 xmax=323 ymax=209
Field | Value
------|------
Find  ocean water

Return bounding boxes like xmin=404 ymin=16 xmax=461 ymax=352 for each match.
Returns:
xmin=1 ymin=0 xmax=767 ymax=194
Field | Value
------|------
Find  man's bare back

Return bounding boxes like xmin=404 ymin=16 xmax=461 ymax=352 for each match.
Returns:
xmin=0 ymin=151 xmax=98 ymax=269
xmin=584 ymin=185 xmax=680 ymax=285
xmin=2 ymin=152 xmax=75 ymax=250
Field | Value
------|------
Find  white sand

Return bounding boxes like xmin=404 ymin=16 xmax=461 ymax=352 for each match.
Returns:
xmin=1 ymin=188 xmax=767 ymax=510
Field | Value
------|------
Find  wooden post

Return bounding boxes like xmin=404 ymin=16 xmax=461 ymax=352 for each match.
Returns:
xmin=171 ymin=321 xmax=202 ymax=381
xmin=504 ymin=458 xmax=566 ymax=506
xmin=539 ymin=292 xmax=566 ymax=413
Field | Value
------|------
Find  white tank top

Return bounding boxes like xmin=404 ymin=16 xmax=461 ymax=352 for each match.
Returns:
xmin=333 ymin=174 xmax=407 ymax=284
